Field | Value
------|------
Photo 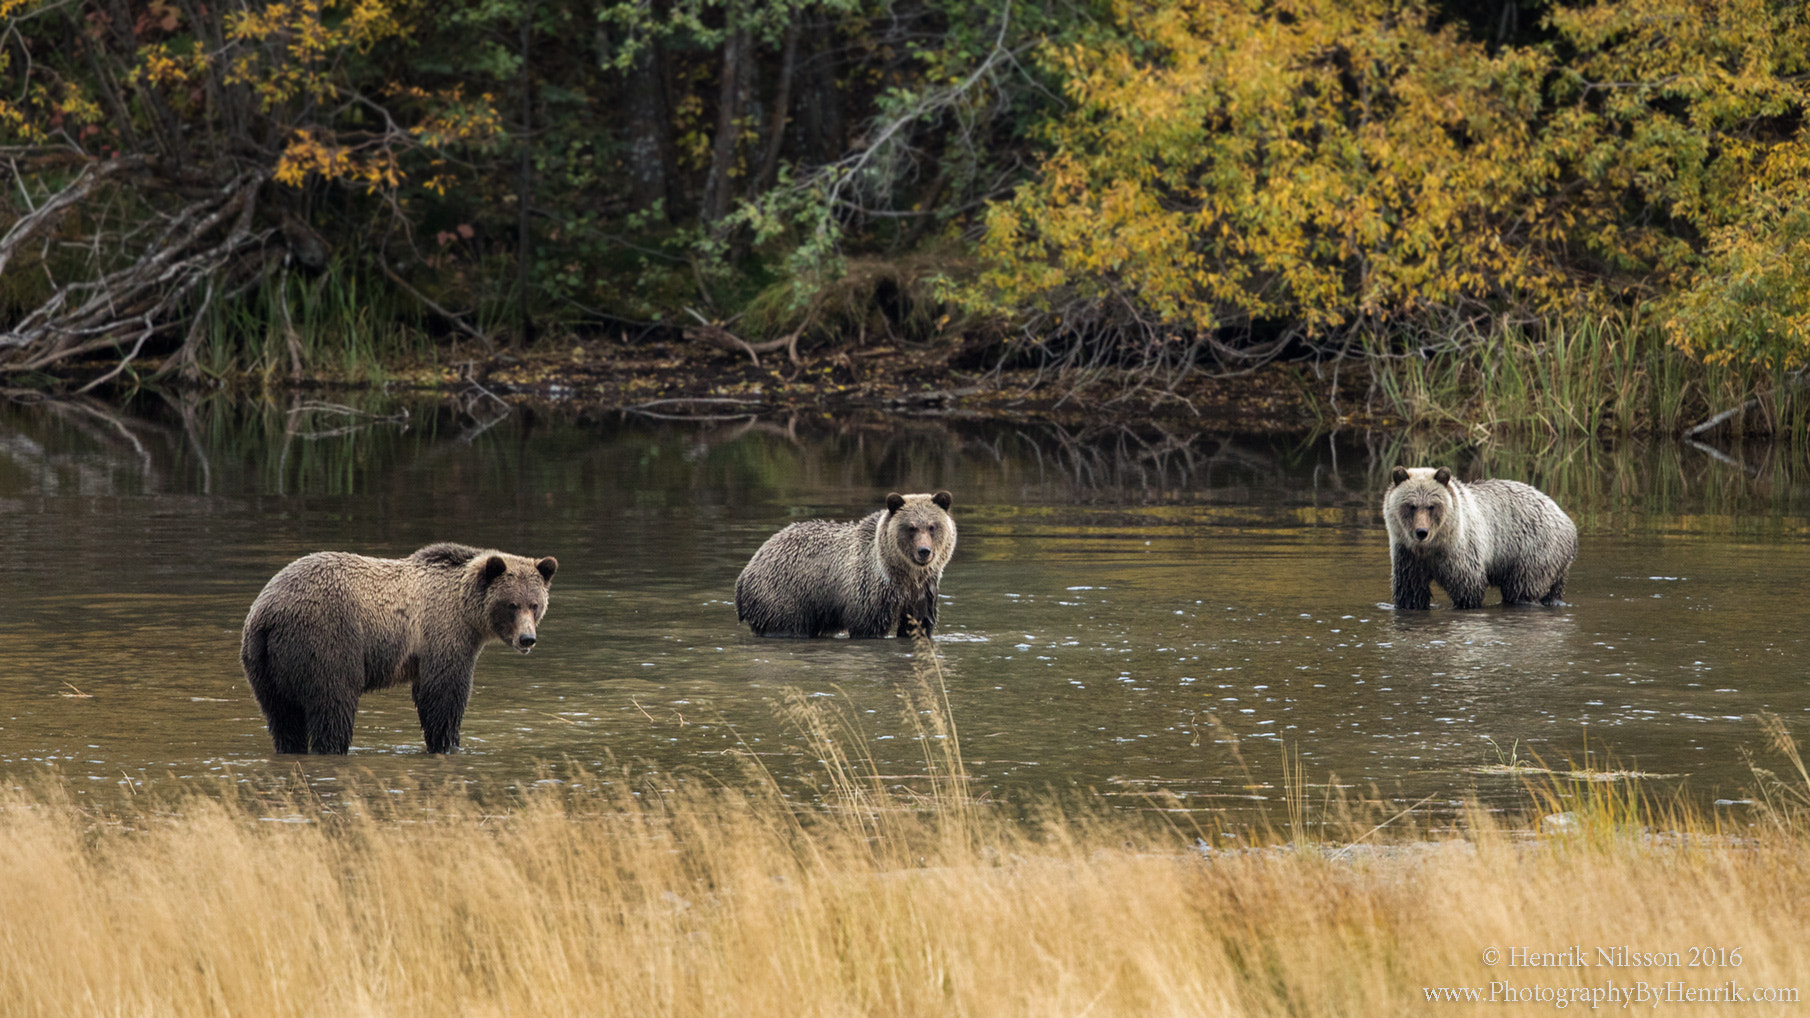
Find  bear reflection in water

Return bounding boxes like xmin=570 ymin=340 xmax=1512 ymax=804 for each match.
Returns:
xmin=1382 ymin=601 xmax=1580 ymax=680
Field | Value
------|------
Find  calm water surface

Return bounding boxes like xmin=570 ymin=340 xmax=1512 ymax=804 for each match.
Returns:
xmin=2 ymin=394 xmax=1806 ymax=820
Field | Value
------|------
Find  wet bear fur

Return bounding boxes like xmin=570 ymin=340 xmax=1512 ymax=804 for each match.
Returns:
xmin=1385 ymin=466 xmax=1576 ymax=610
xmin=241 ymin=543 xmax=558 ymax=754
xmin=736 ymin=491 xmax=957 ymax=638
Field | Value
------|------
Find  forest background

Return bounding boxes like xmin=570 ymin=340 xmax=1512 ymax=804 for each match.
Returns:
xmin=1 ymin=0 xmax=1807 ymax=431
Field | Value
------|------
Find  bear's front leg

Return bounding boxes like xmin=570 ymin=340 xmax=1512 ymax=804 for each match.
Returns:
xmin=897 ymin=581 xmax=940 ymax=638
xmin=413 ymin=664 xmax=474 ymax=753
xmin=1442 ymin=573 xmax=1488 ymax=609
xmin=1391 ymin=548 xmax=1433 ymax=610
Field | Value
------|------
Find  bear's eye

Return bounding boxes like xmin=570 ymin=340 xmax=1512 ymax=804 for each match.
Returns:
xmin=508 ymin=602 xmax=520 ymax=611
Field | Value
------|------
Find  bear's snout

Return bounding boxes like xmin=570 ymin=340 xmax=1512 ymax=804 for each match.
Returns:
xmin=913 ymin=544 xmax=934 ymax=564
xmin=1414 ymin=527 xmax=1430 ymax=541
xmin=511 ymin=613 xmax=539 ymax=652
xmin=497 ymin=601 xmax=544 ymax=652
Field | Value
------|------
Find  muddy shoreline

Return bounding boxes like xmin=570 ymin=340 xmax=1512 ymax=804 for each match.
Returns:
xmin=41 ymin=334 xmax=1378 ymax=433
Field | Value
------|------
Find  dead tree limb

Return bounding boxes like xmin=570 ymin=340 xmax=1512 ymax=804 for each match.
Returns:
xmin=0 ymin=163 xmax=274 ymax=378
xmin=0 ymin=155 xmax=149 ymax=279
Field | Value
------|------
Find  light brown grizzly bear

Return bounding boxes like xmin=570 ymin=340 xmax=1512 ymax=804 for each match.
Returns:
xmin=240 ymin=543 xmax=557 ymax=754
xmin=736 ymin=491 xmax=956 ymax=638
xmin=1384 ymin=466 xmax=1576 ymax=610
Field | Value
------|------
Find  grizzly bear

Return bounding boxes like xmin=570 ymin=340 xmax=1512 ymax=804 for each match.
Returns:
xmin=1384 ymin=466 xmax=1576 ymax=610
xmin=736 ymin=491 xmax=957 ymax=638
xmin=240 ymin=543 xmax=557 ymax=754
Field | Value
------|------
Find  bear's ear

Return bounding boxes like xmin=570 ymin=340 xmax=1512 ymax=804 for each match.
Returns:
xmin=932 ymin=490 xmax=952 ymax=510
xmin=886 ymin=492 xmax=906 ymax=514
xmin=479 ymin=556 xmax=508 ymax=586
xmin=1433 ymin=467 xmax=1452 ymax=487
xmin=535 ymin=556 xmax=558 ymax=585
xmin=1390 ymin=466 xmax=1409 ymax=485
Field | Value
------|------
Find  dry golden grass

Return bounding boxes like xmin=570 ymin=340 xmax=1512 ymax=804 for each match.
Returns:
xmin=5 ymin=682 xmax=1810 ymax=1016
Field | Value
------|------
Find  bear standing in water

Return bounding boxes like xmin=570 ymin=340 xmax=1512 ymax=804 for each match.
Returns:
xmin=241 ymin=543 xmax=557 ymax=754
xmin=736 ymin=491 xmax=957 ymax=638
xmin=1384 ymin=467 xmax=1576 ymax=610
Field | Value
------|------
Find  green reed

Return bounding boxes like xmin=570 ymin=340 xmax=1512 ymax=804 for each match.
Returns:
xmin=200 ymin=260 xmax=433 ymax=382
xmin=1360 ymin=313 xmax=1810 ymax=438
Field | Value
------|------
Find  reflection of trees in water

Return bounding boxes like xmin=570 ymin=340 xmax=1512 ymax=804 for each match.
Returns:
xmin=622 ymin=415 xmax=1369 ymax=506
xmin=0 ymin=391 xmax=425 ymax=498
xmin=977 ymin=423 xmax=1356 ymax=504
xmin=3 ymin=393 xmax=1807 ymax=519
xmin=0 ymin=394 xmax=174 ymax=497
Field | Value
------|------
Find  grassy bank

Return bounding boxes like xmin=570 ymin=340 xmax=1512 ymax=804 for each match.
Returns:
xmin=18 ymin=253 xmax=1803 ymax=438
xmin=5 ymin=661 xmax=1810 ymax=1016
xmin=62 ymin=298 xmax=1806 ymax=439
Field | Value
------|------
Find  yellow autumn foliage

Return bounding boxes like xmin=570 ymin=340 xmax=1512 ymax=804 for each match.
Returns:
xmin=226 ymin=0 xmax=408 ymax=109
xmin=971 ymin=0 xmax=1564 ymax=338
xmin=216 ymin=0 xmax=503 ymax=193
xmin=1664 ymin=133 xmax=1810 ymax=369
xmin=127 ymin=41 xmax=206 ymax=89
xmin=273 ymin=128 xmax=401 ymax=192
xmin=968 ymin=0 xmax=1810 ymax=368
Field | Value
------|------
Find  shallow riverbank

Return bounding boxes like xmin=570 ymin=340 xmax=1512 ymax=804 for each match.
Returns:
xmin=33 ymin=317 xmax=1806 ymax=443
xmin=38 ymin=332 xmax=1336 ymax=432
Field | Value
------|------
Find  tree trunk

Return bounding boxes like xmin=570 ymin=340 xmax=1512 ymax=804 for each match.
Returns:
xmin=702 ymin=28 xmax=753 ymax=225
xmin=516 ymin=4 xmax=536 ymax=347
xmin=801 ymin=18 xmax=845 ymax=168
xmin=623 ymin=41 xmax=677 ymax=217
xmin=754 ymin=23 xmax=800 ymax=196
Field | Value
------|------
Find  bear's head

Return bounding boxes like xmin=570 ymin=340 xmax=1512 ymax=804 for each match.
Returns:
xmin=478 ymin=554 xmax=559 ymax=652
xmin=882 ymin=491 xmax=957 ymax=571
xmin=1388 ymin=466 xmax=1455 ymax=548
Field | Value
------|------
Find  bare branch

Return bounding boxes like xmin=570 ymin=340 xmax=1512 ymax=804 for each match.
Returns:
xmin=0 ymin=164 xmax=273 ymax=378
xmin=0 ymin=155 xmax=148 ymax=278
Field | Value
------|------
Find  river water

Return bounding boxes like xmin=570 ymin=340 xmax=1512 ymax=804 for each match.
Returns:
xmin=2 ymin=393 xmax=1806 ymax=823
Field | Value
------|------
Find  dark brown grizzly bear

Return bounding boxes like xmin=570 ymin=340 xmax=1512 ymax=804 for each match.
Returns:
xmin=1384 ymin=466 xmax=1576 ymax=610
xmin=736 ymin=491 xmax=957 ymax=638
xmin=240 ymin=543 xmax=557 ymax=754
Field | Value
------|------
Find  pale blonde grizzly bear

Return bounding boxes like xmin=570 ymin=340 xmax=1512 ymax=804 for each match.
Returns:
xmin=1384 ymin=467 xmax=1575 ymax=610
